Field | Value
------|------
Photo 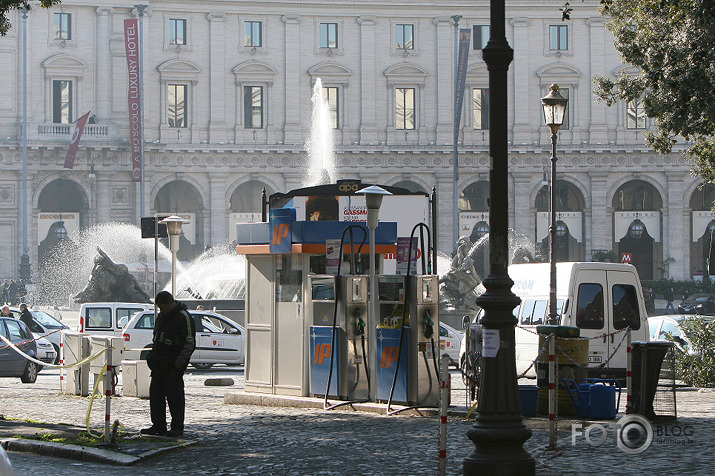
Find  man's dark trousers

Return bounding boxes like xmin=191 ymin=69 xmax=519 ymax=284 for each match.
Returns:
xmin=149 ymin=370 xmax=185 ymax=431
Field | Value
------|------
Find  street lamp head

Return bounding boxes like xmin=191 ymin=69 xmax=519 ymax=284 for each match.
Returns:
xmin=357 ymin=185 xmax=391 ymax=211
xmin=556 ymin=220 xmax=568 ymax=238
xmin=541 ymin=84 xmax=569 ymax=135
xmin=357 ymin=185 xmax=392 ymax=230
xmin=160 ymin=215 xmax=189 ymax=236
xmin=54 ymin=221 xmax=67 ymax=240
xmin=629 ymin=219 xmax=645 ymax=239
xmin=88 ymin=165 xmax=96 ymax=184
xmin=160 ymin=215 xmax=190 ymax=252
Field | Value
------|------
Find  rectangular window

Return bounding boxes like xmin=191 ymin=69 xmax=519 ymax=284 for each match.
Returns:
xmin=550 ymin=25 xmax=568 ymax=50
xmin=245 ymin=21 xmax=262 ymax=47
xmin=244 ymin=86 xmax=263 ymax=129
xmin=472 ymin=88 xmax=489 ymax=130
xmin=612 ymin=284 xmax=641 ymax=330
xmin=86 ymin=308 xmax=112 ymax=329
xmin=473 ymin=25 xmax=489 ymax=50
xmin=117 ymin=308 xmax=144 ymax=329
xmin=396 ymin=88 xmax=415 ymax=130
xmin=627 ymin=98 xmax=646 ymax=129
xmin=320 ymin=23 xmax=338 ymax=48
xmin=54 ymin=13 xmax=71 ymax=40
xmin=322 ymin=87 xmax=339 ymax=129
xmin=396 ymin=24 xmax=414 ymax=50
xmin=169 ymin=19 xmax=187 ymax=45
xmin=52 ymin=80 xmax=73 ymax=124
xmin=168 ymin=84 xmax=187 ymax=128
xmin=576 ymin=283 xmax=604 ymax=329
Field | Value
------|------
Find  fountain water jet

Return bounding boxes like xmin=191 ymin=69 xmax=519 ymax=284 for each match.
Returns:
xmin=304 ymin=78 xmax=336 ymax=186
xmin=168 ymin=243 xmax=246 ymax=301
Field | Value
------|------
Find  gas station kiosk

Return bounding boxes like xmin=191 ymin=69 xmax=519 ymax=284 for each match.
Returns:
xmin=235 ymin=180 xmax=440 ymax=408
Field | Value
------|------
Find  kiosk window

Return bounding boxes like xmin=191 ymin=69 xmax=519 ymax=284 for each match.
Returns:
xmin=276 ymin=254 xmax=302 ymax=302
xmin=612 ymin=284 xmax=641 ymax=330
xmin=577 ymin=283 xmax=604 ymax=329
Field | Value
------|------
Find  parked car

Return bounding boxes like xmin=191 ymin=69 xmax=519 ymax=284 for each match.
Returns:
xmin=439 ymin=322 xmax=463 ymax=367
xmin=0 ymin=316 xmax=39 ymax=383
xmin=34 ymin=337 xmax=57 ymax=366
xmin=123 ymin=309 xmax=245 ymax=369
xmin=648 ymin=314 xmax=711 ymax=353
xmin=7 ymin=307 xmax=67 ymax=363
xmin=677 ymin=293 xmax=715 ymax=315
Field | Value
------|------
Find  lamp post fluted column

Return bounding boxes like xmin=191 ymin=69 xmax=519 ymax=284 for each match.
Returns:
xmin=19 ymin=7 xmax=31 ymax=284
xmin=463 ymin=0 xmax=535 ymax=474
xmin=549 ymin=131 xmax=558 ymax=324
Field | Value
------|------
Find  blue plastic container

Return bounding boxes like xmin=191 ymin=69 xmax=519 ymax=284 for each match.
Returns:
xmin=519 ymin=386 xmax=538 ymax=417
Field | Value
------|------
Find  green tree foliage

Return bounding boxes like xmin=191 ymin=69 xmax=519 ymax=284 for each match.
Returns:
xmin=592 ymin=1 xmax=715 ymax=180
xmin=0 ymin=1 xmax=61 ymax=36
xmin=676 ymin=317 xmax=715 ymax=387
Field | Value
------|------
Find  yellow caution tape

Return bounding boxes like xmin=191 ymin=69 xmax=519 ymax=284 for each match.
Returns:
xmin=0 ymin=334 xmax=110 ymax=369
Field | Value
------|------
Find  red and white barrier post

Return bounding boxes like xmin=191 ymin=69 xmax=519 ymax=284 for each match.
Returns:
xmin=104 ymin=344 xmax=112 ymax=444
xmin=626 ymin=328 xmax=632 ymax=413
xmin=548 ymin=334 xmax=556 ymax=449
xmin=438 ymin=354 xmax=449 ymax=476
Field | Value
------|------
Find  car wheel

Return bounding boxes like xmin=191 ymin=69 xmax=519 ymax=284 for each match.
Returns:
xmin=192 ymin=363 xmax=213 ymax=370
xmin=21 ymin=361 xmax=38 ymax=383
xmin=53 ymin=344 xmax=60 ymax=364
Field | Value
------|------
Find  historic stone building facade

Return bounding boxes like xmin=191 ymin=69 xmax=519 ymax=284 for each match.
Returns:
xmin=0 ymin=0 xmax=708 ymax=283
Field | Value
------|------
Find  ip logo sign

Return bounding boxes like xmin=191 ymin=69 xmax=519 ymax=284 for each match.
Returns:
xmin=269 ymin=208 xmax=296 ymax=254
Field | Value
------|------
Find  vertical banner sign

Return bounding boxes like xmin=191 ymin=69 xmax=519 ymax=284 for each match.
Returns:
xmin=453 ymin=29 xmax=472 ymax=137
xmin=124 ymin=19 xmax=142 ymax=182
xmin=63 ymin=111 xmax=90 ymax=169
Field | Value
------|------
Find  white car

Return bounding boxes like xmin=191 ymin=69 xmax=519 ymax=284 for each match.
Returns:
xmin=648 ymin=314 xmax=710 ymax=354
xmin=439 ymin=322 xmax=463 ymax=367
xmin=34 ymin=336 xmax=57 ymax=366
xmin=123 ymin=309 xmax=245 ymax=369
xmin=8 ymin=307 xmax=68 ymax=364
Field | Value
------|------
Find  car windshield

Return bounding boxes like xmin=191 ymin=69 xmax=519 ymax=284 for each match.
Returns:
xmin=31 ymin=310 xmax=67 ymax=329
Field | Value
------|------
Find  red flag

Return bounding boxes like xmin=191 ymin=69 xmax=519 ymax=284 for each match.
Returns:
xmin=124 ymin=19 xmax=142 ymax=182
xmin=64 ymin=111 xmax=90 ymax=169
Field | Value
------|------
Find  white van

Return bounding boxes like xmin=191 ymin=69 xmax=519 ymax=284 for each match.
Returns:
xmin=78 ymin=302 xmax=153 ymax=337
xmin=480 ymin=262 xmax=649 ymax=379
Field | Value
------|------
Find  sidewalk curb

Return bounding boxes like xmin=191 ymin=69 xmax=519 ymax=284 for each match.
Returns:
xmin=0 ymin=437 xmax=195 ymax=465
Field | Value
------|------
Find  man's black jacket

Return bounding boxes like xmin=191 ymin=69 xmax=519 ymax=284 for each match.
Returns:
xmin=147 ymin=301 xmax=196 ymax=373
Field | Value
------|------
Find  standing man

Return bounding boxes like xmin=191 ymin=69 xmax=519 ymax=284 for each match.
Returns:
xmin=19 ymin=303 xmax=34 ymax=330
xmin=1 ymin=280 xmax=9 ymax=304
xmin=664 ymin=287 xmax=676 ymax=314
xmin=142 ymin=291 xmax=196 ymax=437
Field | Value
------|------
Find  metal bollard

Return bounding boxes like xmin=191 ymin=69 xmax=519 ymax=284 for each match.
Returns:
xmin=438 ymin=354 xmax=449 ymax=476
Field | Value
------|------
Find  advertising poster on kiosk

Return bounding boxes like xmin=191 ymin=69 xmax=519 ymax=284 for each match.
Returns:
xmin=281 ymin=193 xmax=429 ymax=274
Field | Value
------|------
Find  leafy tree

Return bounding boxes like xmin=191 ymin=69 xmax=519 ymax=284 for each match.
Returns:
xmin=0 ymin=1 xmax=61 ymax=36
xmin=591 ymin=1 xmax=715 ymax=180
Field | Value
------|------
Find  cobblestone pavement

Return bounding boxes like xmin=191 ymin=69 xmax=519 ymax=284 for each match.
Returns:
xmin=1 ymin=365 xmax=714 ymax=475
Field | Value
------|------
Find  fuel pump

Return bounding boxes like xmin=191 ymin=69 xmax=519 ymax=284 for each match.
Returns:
xmin=376 ymin=223 xmax=441 ymax=413
xmin=308 ymin=226 xmax=370 ymax=407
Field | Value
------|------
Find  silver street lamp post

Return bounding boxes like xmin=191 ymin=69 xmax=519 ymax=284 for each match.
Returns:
xmin=541 ymin=84 xmax=569 ymax=326
xmin=160 ymin=215 xmax=189 ymax=296
xmin=357 ymin=185 xmax=391 ymax=401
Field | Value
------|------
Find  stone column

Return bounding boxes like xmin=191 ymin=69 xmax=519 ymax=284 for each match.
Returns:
xmin=209 ymin=174 xmax=227 ymax=245
xmin=95 ymin=8 xmax=113 ymax=120
xmin=588 ymin=18 xmax=608 ymax=145
xmin=208 ymin=13 xmax=226 ymax=143
xmin=437 ymin=175 xmax=454 ymax=253
xmin=435 ymin=17 xmax=453 ymax=144
xmin=510 ymin=18 xmax=531 ymax=145
xmin=511 ymin=172 xmax=532 ymax=239
xmin=666 ymin=171 xmax=686 ymax=279
xmin=357 ymin=16 xmax=377 ymax=144
xmin=282 ymin=16 xmax=302 ymax=144
xmin=96 ymin=177 xmax=112 ymax=223
xmin=588 ymin=171 xmax=610 ymax=253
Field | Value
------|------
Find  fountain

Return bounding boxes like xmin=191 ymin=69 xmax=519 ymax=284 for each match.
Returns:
xmin=438 ymin=229 xmax=538 ymax=325
xmin=304 ymin=78 xmax=336 ymax=186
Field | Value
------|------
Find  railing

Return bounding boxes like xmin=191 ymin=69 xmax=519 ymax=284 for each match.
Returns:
xmin=29 ymin=122 xmax=122 ymax=142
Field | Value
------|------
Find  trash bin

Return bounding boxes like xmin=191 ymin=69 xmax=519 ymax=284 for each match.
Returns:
xmin=535 ymin=326 xmax=588 ymax=416
xmin=627 ymin=341 xmax=676 ymax=421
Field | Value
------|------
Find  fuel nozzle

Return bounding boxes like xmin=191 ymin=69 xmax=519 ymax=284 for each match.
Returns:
xmin=354 ymin=307 xmax=366 ymax=336
xmin=423 ymin=309 xmax=434 ymax=338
